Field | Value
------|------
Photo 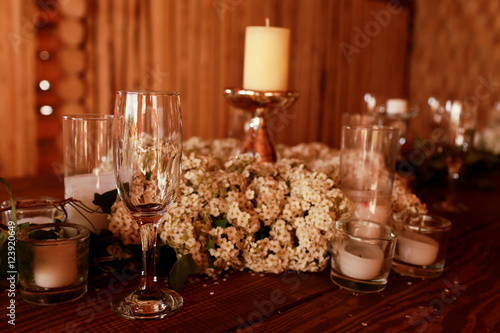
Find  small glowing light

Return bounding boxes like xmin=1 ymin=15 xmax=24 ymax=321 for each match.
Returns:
xmin=40 ymin=105 xmax=53 ymax=115
xmin=39 ymin=80 xmax=50 ymax=91
xmin=39 ymin=51 xmax=50 ymax=60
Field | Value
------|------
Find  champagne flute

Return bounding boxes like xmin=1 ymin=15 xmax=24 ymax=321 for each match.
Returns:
xmin=433 ymin=98 xmax=477 ymax=212
xmin=111 ymin=90 xmax=183 ymax=319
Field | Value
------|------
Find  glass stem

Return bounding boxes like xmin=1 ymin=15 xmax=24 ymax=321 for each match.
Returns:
xmin=138 ymin=221 xmax=159 ymax=293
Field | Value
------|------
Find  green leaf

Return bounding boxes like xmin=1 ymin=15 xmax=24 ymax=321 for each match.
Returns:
xmin=0 ymin=178 xmax=16 ymax=278
xmin=168 ymin=253 xmax=200 ymax=291
xmin=0 ymin=178 xmax=16 ymax=225
xmin=207 ymin=235 xmax=215 ymax=250
xmin=92 ymin=189 xmax=118 ymax=214
xmin=255 ymin=225 xmax=271 ymax=240
xmin=213 ymin=219 xmax=228 ymax=229
xmin=0 ymin=231 xmax=9 ymax=277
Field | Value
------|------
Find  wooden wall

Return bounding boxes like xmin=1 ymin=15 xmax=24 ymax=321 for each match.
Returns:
xmin=85 ymin=0 xmax=412 ymax=147
xmin=0 ymin=0 xmax=412 ymax=177
xmin=0 ymin=0 xmax=37 ymax=178
xmin=409 ymin=0 xmax=500 ymax=138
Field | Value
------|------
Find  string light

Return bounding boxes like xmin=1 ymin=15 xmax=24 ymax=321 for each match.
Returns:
xmin=40 ymin=105 xmax=53 ymax=116
xmin=39 ymin=80 xmax=50 ymax=91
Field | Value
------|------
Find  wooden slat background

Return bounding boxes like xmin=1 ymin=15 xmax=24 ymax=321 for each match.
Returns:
xmin=0 ymin=0 xmax=37 ymax=178
xmin=85 ymin=0 xmax=411 ymax=148
xmin=409 ymin=0 xmax=500 ymax=139
xmin=0 ymin=0 xmax=412 ymax=177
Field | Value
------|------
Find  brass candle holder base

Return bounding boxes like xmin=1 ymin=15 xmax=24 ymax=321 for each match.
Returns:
xmin=224 ymin=88 xmax=299 ymax=163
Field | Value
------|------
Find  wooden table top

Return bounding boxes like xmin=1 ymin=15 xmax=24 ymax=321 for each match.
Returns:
xmin=1 ymin=174 xmax=499 ymax=332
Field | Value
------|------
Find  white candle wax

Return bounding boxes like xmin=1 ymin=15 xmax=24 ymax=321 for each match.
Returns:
xmin=18 ymin=216 xmax=54 ymax=225
xmin=34 ymin=243 xmax=78 ymax=288
xmin=353 ymin=202 xmax=390 ymax=225
xmin=397 ymin=231 xmax=439 ymax=266
xmin=339 ymin=242 xmax=384 ymax=280
xmin=243 ymin=20 xmax=290 ymax=91
xmin=64 ymin=171 xmax=116 ymax=231
xmin=386 ymin=98 xmax=408 ymax=116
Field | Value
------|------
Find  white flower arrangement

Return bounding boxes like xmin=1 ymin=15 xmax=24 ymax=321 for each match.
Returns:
xmin=109 ymin=138 xmax=426 ymax=277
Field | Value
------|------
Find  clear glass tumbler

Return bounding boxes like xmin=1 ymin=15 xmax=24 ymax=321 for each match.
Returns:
xmin=330 ymin=218 xmax=397 ymax=293
xmin=392 ymin=213 xmax=452 ymax=278
xmin=16 ymin=223 xmax=90 ymax=305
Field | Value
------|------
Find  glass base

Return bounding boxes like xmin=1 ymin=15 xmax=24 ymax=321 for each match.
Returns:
xmin=111 ymin=288 xmax=183 ymax=320
xmin=20 ymin=284 xmax=87 ymax=306
xmin=392 ymin=260 xmax=444 ymax=279
xmin=330 ymin=270 xmax=387 ymax=293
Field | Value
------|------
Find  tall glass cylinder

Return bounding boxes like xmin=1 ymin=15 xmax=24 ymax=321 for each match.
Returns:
xmin=339 ymin=126 xmax=399 ymax=224
xmin=63 ymin=115 xmax=116 ymax=232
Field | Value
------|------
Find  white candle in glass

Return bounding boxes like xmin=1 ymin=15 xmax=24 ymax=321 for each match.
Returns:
xmin=339 ymin=242 xmax=384 ymax=280
xmin=17 ymin=217 xmax=54 ymax=225
xmin=353 ymin=202 xmax=390 ymax=224
xmin=64 ymin=171 xmax=116 ymax=231
xmin=243 ymin=18 xmax=290 ymax=91
xmin=386 ymin=98 xmax=408 ymax=116
xmin=397 ymin=231 xmax=439 ymax=266
xmin=34 ymin=243 xmax=78 ymax=288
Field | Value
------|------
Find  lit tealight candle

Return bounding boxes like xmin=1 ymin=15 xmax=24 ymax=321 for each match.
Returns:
xmin=34 ymin=243 xmax=78 ymax=288
xmin=243 ymin=18 xmax=290 ymax=91
xmin=386 ymin=98 xmax=408 ymax=116
xmin=396 ymin=231 xmax=439 ymax=266
xmin=339 ymin=242 xmax=384 ymax=280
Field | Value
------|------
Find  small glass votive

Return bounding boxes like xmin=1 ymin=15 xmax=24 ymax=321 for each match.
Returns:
xmin=330 ymin=218 xmax=397 ymax=293
xmin=1 ymin=198 xmax=64 ymax=226
xmin=391 ymin=213 xmax=451 ymax=278
xmin=16 ymin=223 xmax=90 ymax=305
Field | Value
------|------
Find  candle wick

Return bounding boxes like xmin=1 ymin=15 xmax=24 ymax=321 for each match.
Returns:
xmin=265 ymin=17 xmax=270 ymax=27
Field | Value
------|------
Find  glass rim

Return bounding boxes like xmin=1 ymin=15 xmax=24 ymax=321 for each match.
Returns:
xmin=116 ymin=90 xmax=180 ymax=97
xmin=335 ymin=218 xmax=397 ymax=241
xmin=1 ymin=197 xmax=61 ymax=209
xmin=392 ymin=212 xmax=452 ymax=231
xmin=63 ymin=114 xmax=114 ymax=121
xmin=16 ymin=222 xmax=90 ymax=245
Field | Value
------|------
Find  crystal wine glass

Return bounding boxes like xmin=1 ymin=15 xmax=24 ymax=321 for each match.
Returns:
xmin=111 ymin=90 xmax=183 ymax=319
xmin=433 ymin=98 xmax=477 ymax=212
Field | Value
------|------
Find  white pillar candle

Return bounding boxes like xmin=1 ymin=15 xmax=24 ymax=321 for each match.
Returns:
xmin=64 ymin=171 xmax=116 ymax=231
xmin=386 ymin=98 xmax=408 ymax=116
xmin=397 ymin=231 xmax=439 ymax=266
xmin=339 ymin=242 xmax=384 ymax=280
xmin=243 ymin=18 xmax=290 ymax=91
xmin=34 ymin=243 xmax=78 ymax=288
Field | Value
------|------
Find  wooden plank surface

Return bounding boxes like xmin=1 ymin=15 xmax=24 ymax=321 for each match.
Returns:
xmin=0 ymin=175 xmax=499 ymax=332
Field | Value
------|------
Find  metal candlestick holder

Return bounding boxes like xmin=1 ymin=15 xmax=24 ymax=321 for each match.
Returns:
xmin=224 ymin=88 xmax=299 ymax=163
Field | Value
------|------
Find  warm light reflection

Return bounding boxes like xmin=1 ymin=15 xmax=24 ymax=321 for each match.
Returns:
xmin=39 ymin=80 xmax=50 ymax=91
xmin=40 ymin=105 xmax=53 ymax=115
xmin=39 ymin=51 xmax=50 ymax=60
